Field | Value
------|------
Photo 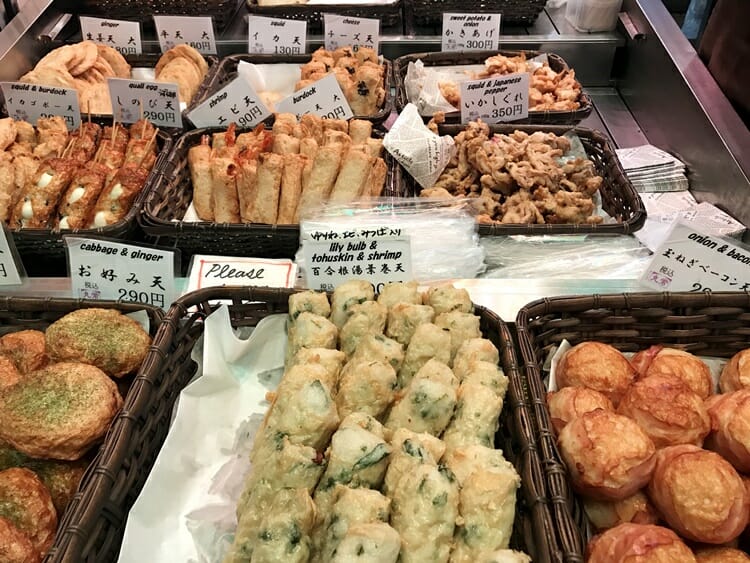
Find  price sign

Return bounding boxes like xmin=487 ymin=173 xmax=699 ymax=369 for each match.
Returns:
xmin=66 ymin=237 xmax=176 ymax=309
xmin=1 ymin=82 xmax=80 ymax=130
xmin=248 ymin=15 xmax=307 ymax=55
xmin=640 ymin=221 xmax=750 ymax=293
xmin=0 ymin=226 xmax=24 ymax=286
xmin=153 ymin=15 xmax=217 ymax=55
xmin=107 ymin=78 xmax=182 ymax=128
xmin=276 ymin=73 xmax=353 ymax=120
xmin=187 ymin=255 xmax=297 ymax=293
xmin=187 ymin=75 xmax=270 ymax=129
xmin=442 ymin=13 xmax=501 ymax=52
xmin=460 ymin=73 xmax=529 ymax=123
xmin=323 ymin=14 xmax=380 ymax=53
xmin=80 ymin=16 xmax=142 ymax=55
xmin=304 ymin=228 xmax=412 ymax=291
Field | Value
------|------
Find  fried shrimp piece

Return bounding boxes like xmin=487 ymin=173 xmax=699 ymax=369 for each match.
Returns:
xmin=0 ymin=516 xmax=39 ymax=563
xmin=45 ymin=308 xmax=150 ymax=378
xmin=188 ymin=134 xmax=213 ymax=221
xmin=0 ymin=331 xmax=47 ymax=374
xmin=0 ymin=468 xmax=57 ymax=555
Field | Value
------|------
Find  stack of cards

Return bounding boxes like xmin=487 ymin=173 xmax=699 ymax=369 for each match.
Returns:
xmin=616 ymin=144 xmax=688 ymax=192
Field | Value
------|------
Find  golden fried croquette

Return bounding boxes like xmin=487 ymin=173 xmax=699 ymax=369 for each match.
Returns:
xmin=0 ymin=362 xmax=123 ymax=460
xmin=0 ymin=331 xmax=47 ymax=374
xmin=0 ymin=468 xmax=57 ymax=555
xmin=45 ymin=309 xmax=150 ymax=378
xmin=0 ymin=516 xmax=39 ymax=563
xmin=0 ymin=356 xmax=21 ymax=389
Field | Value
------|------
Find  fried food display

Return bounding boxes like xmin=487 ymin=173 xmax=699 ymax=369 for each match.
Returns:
xmin=586 ymin=523 xmax=697 ymax=563
xmin=297 ymin=47 xmax=386 ymax=116
xmin=0 ymin=468 xmax=57 ymax=555
xmin=0 ymin=117 xmax=159 ymax=230
xmin=423 ymin=119 xmax=605 ymax=225
xmin=187 ymin=116 xmax=387 ymax=224
xmin=0 ymin=362 xmax=123 ymax=460
xmin=45 ymin=308 xmax=151 ymax=378
xmin=223 ymin=282 xmax=530 ymax=562
xmin=437 ymin=52 xmax=583 ymax=112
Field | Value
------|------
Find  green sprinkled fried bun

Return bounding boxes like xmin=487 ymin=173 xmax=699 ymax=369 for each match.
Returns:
xmin=0 ymin=515 xmax=39 ymax=563
xmin=0 ymin=362 xmax=123 ymax=460
xmin=45 ymin=308 xmax=151 ymax=378
xmin=0 ymin=468 xmax=57 ymax=556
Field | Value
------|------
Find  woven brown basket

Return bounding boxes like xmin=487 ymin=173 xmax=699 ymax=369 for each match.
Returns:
xmin=246 ymin=0 xmax=404 ymax=34
xmin=196 ymin=54 xmax=394 ymax=126
xmin=401 ymin=123 xmax=645 ymax=235
xmin=404 ymin=0 xmax=547 ymax=31
xmin=394 ymin=50 xmax=593 ymax=126
xmin=139 ymin=125 xmax=402 ymax=266
xmin=7 ymin=121 xmax=172 ymax=277
xmin=77 ymin=0 xmax=243 ymax=31
xmin=0 ymin=296 xmax=164 ymax=563
xmin=515 ymin=291 xmax=750 ymax=562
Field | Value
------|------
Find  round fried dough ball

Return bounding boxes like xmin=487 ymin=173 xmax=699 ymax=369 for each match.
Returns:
xmin=694 ymin=547 xmax=750 ymax=562
xmin=586 ymin=523 xmax=696 ymax=563
xmin=557 ymin=410 xmax=656 ymax=500
xmin=648 ymin=445 xmax=749 ymax=544
xmin=0 ymin=356 xmax=21 ymax=389
xmin=546 ymin=387 xmax=614 ymax=434
xmin=720 ymin=349 xmax=750 ymax=392
xmin=46 ymin=308 xmax=151 ymax=377
xmin=556 ymin=342 xmax=636 ymax=406
xmin=583 ymin=490 xmax=660 ymax=532
xmin=0 ymin=468 xmax=57 ymax=555
xmin=0 ymin=330 xmax=47 ymax=374
xmin=632 ymin=346 xmax=713 ymax=399
xmin=617 ymin=373 xmax=710 ymax=448
xmin=705 ymin=390 xmax=750 ymax=473
xmin=0 ymin=516 xmax=38 ymax=563
xmin=0 ymin=362 xmax=123 ymax=460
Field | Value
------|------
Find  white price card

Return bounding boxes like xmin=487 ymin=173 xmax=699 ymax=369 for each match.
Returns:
xmin=107 ymin=78 xmax=182 ymax=128
xmin=248 ymin=15 xmax=307 ymax=55
xmin=323 ymin=14 xmax=380 ymax=53
xmin=80 ymin=16 xmax=142 ymax=55
xmin=442 ymin=13 xmax=501 ymax=52
xmin=304 ymin=228 xmax=412 ymax=291
xmin=66 ymin=237 xmax=176 ymax=309
xmin=1 ymin=82 xmax=80 ymax=130
xmin=276 ymin=73 xmax=353 ymax=120
xmin=187 ymin=75 xmax=270 ymax=129
xmin=187 ymin=255 xmax=297 ymax=293
xmin=0 ymin=226 xmax=24 ymax=286
xmin=640 ymin=221 xmax=750 ymax=293
xmin=460 ymin=72 xmax=529 ymax=123
xmin=153 ymin=15 xmax=217 ymax=55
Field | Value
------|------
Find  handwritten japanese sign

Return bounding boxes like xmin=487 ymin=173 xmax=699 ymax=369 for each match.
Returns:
xmin=276 ymin=73 xmax=353 ymax=120
xmin=0 ymin=226 xmax=23 ymax=286
xmin=460 ymin=72 xmax=529 ymax=123
xmin=1 ymin=82 xmax=80 ymax=130
xmin=640 ymin=221 xmax=750 ymax=293
xmin=187 ymin=75 xmax=270 ymax=129
xmin=66 ymin=237 xmax=176 ymax=309
xmin=153 ymin=15 xmax=217 ymax=55
xmin=248 ymin=15 xmax=307 ymax=55
xmin=304 ymin=228 xmax=412 ymax=291
xmin=323 ymin=14 xmax=380 ymax=53
xmin=107 ymin=78 xmax=182 ymax=128
xmin=80 ymin=16 xmax=142 ymax=55
xmin=187 ymin=255 xmax=297 ymax=293
xmin=442 ymin=13 xmax=501 ymax=52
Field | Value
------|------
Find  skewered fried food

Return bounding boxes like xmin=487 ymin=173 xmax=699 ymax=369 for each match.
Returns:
xmin=9 ymin=157 xmax=78 ymax=229
xmin=58 ymin=160 xmax=109 ymax=229
xmin=0 ymin=468 xmax=57 ymax=554
xmin=90 ymin=162 xmax=150 ymax=227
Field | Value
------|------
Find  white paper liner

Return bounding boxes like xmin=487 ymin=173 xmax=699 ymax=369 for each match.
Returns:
xmin=117 ymin=307 xmax=288 ymax=563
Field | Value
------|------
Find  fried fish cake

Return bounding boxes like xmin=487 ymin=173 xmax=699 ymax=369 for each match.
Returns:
xmin=0 ymin=517 xmax=39 ymax=563
xmin=0 ymin=441 xmax=28 ymax=470
xmin=0 ymin=356 xmax=21 ymax=389
xmin=0 ymin=331 xmax=47 ymax=374
xmin=45 ymin=309 xmax=151 ymax=378
xmin=0 ymin=468 xmax=56 ymax=555
xmin=0 ymin=362 xmax=123 ymax=460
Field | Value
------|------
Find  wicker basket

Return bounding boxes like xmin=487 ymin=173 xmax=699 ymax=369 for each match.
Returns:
xmin=404 ymin=0 xmax=547 ymax=31
xmin=394 ymin=50 xmax=593 ymax=126
xmin=246 ymin=0 xmax=404 ymax=34
xmin=196 ymin=54 xmax=394 ymax=126
xmin=8 ymin=122 xmax=172 ymax=277
xmin=515 ymin=291 xmax=750 ymax=562
xmin=77 ymin=0 xmax=243 ymax=31
xmin=401 ymin=123 xmax=645 ymax=236
xmin=0 ymin=296 xmax=165 ymax=563
xmin=139 ymin=126 xmax=401 ymax=265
